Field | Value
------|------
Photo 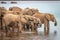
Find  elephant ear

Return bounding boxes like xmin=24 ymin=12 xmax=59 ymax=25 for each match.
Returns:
xmin=45 ymin=14 xmax=51 ymax=21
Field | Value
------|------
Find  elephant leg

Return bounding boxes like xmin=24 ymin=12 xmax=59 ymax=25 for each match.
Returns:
xmin=33 ymin=23 xmax=37 ymax=33
xmin=44 ymin=25 xmax=46 ymax=35
xmin=34 ymin=27 xmax=37 ymax=33
xmin=44 ymin=20 xmax=47 ymax=35
xmin=47 ymin=21 xmax=49 ymax=34
xmin=18 ymin=22 xmax=23 ymax=33
xmin=5 ymin=26 xmax=9 ymax=33
xmin=15 ymin=21 xmax=19 ymax=32
xmin=2 ymin=19 xmax=6 ymax=31
xmin=31 ymin=22 xmax=35 ymax=32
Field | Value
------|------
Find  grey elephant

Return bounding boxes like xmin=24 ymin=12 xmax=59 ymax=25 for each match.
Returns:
xmin=33 ymin=12 xmax=57 ymax=34
xmin=22 ymin=8 xmax=39 ymax=16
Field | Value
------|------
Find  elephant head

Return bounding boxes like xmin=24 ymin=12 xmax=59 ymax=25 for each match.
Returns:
xmin=9 ymin=7 xmax=22 ymax=15
xmin=22 ymin=8 xmax=32 ymax=15
xmin=46 ymin=14 xmax=57 ymax=26
xmin=0 ymin=7 xmax=7 ymax=17
xmin=31 ymin=8 xmax=39 ymax=14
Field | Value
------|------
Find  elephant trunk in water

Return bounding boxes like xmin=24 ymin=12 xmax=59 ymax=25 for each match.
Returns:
xmin=36 ymin=20 xmax=42 ymax=27
xmin=54 ymin=18 xmax=57 ymax=26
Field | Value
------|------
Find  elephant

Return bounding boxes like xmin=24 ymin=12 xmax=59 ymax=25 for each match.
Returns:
xmin=2 ymin=13 xmax=21 ymax=32
xmin=2 ymin=13 xmax=41 ymax=33
xmin=1 ymin=10 xmax=22 ymax=31
xmin=9 ymin=7 xmax=22 ymax=15
xmin=21 ymin=15 xmax=42 ymax=32
xmin=0 ymin=7 xmax=7 ymax=30
xmin=22 ymin=8 xmax=39 ymax=16
xmin=33 ymin=12 xmax=57 ymax=34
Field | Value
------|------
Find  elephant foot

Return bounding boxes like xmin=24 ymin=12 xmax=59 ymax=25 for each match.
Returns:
xmin=44 ymin=31 xmax=49 ymax=35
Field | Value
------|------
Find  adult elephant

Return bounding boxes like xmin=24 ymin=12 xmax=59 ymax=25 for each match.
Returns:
xmin=33 ymin=12 xmax=57 ymax=34
xmin=22 ymin=8 xmax=39 ymax=16
xmin=0 ymin=7 xmax=7 ymax=30
xmin=9 ymin=7 xmax=22 ymax=15
xmin=1 ymin=10 xmax=22 ymax=31
xmin=2 ymin=13 xmax=22 ymax=32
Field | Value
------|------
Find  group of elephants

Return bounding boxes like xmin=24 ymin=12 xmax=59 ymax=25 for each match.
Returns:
xmin=0 ymin=7 xmax=57 ymax=34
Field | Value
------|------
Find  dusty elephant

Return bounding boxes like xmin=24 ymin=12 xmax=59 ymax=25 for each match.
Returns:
xmin=21 ymin=15 xmax=42 ymax=32
xmin=2 ymin=13 xmax=22 ymax=32
xmin=9 ymin=7 xmax=22 ymax=15
xmin=22 ymin=8 xmax=39 ymax=16
xmin=0 ymin=7 xmax=7 ymax=30
xmin=1 ymin=10 xmax=22 ymax=31
xmin=33 ymin=12 xmax=57 ymax=34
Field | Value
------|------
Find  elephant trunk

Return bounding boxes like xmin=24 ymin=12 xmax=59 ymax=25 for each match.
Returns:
xmin=40 ymin=23 xmax=42 ymax=27
xmin=38 ymin=21 xmax=42 ymax=27
xmin=54 ymin=18 xmax=57 ymax=26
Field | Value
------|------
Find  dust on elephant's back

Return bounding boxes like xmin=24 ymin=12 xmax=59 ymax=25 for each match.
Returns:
xmin=3 ymin=14 xmax=20 ymax=26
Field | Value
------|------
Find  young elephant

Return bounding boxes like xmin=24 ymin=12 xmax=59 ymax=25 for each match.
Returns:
xmin=21 ymin=15 xmax=42 ymax=32
xmin=33 ymin=12 xmax=57 ymax=34
xmin=29 ymin=17 xmax=42 ymax=32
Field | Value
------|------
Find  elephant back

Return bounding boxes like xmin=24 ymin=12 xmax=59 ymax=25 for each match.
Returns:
xmin=9 ymin=7 xmax=22 ymax=15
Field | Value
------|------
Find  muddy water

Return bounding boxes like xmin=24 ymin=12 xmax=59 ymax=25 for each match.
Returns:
xmin=0 ymin=31 xmax=58 ymax=40
xmin=0 ymin=19 xmax=59 ymax=40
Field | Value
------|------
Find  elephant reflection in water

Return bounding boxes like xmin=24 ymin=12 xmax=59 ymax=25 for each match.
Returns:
xmin=33 ymin=12 xmax=57 ymax=34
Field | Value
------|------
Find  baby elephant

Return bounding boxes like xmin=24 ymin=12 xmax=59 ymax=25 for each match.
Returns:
xmin=21 ymin=15 xmax=42 ymax=32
